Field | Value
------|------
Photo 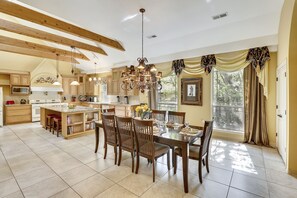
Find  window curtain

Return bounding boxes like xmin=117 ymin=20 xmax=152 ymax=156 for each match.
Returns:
xmin=244 ymin=65 xmax=269 ymax=146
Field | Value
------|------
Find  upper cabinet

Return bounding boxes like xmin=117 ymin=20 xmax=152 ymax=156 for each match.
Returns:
xmin=10 ymin=74 xmax=30 ymax=86
xmin=107 ymin=67 xmax=139 ymax=96
xmin=62 ymin=77 xmax=78 ymax=96
xmin=77 ymin=74 xmax=85 ymax=95
xmin=85 ymin=80 xmax=100 ymax=96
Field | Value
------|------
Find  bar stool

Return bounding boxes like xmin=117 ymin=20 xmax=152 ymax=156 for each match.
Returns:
xmin=53 ymin=116 xmax=62 ymax=137
xmin=46 ymin=114 xmax=56 ymax=132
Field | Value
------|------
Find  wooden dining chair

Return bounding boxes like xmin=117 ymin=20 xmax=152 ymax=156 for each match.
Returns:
xmin=173 ymin=121 xmax=214 ymax=183
xmin=102 ymin=114 xmax=118 ymax=165
xmin=116 ymin=116 xmax=135 ymax=172
xmin=133 ymin=119 xmax=170 ymax=182
xmin=168 ymin=111 xmax=186 ymax=124
xmin=102 ymin=108 xmax=115 ymax=115
xmin=151 ymin=109 xmax=166 ymax=121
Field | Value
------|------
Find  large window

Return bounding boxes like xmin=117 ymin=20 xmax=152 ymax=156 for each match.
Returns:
xmin=157 ymin=72 xmax=178 ymax=111
xmin=212 ymin=69 xmax=244 ymax=132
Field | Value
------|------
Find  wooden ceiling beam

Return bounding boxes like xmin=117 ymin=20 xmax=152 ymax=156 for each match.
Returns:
xmin=0 ymin=19 xmax=107 ymax=55
xmin=0 ymin=1 xmax=125 ymax=51
xmin=0 ymin=35 xmax=89 ymax=60
xmin=0 ymin=43 xmax=79 ymax=64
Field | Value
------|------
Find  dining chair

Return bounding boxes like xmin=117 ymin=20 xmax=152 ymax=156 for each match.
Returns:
xmin=173 ymin=121 xmax=214 ymax=183
xmin=102 ymin=108 xmax=115 ymax=115
xmin=133 ymin=119 xmax=170 ymax=182
xmin=168 ymin=111 xmax=186 ymax=124
xmin=151 ymin=109 xmax=166 ymax=122
xmin=101 ymin=114 xmax=118 ymax=165
xmin=116 ymin=116 xmax=135 ymax=172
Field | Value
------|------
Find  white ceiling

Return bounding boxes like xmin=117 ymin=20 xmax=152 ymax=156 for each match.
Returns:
xmin=12 ymin=0 xmax=284 ymax=72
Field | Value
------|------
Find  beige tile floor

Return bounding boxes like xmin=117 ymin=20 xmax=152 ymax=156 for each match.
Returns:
xmin=0 ymin=123 xmax=297 ymax=198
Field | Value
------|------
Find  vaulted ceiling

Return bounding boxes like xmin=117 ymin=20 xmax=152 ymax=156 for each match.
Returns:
xmin=1 ymin=0 xmax=284 ymax=73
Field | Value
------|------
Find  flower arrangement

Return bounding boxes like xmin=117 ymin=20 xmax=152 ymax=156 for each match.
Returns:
xmin=135 ymin=104 xmax=151 ymax=120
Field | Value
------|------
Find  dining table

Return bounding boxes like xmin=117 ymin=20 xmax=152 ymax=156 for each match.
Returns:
xmin=94 ymin=121 xmax=203 ymax=193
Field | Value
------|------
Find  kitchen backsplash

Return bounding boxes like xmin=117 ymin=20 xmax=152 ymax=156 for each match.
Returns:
xmin=29 ymin=92 xmax=61 ymax=100
xmin=4 ymin=95 xmax=30 ymax=104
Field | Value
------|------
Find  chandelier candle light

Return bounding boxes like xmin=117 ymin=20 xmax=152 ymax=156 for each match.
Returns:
xmin=88 ymin=62 xmax=106 ymax=85
xmin=120 ymin=8 xmax=162 ymax=93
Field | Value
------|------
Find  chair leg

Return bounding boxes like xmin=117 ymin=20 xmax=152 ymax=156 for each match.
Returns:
xmin=114 ymin=146 xmax=117 ymax=165
xmin=104 ymin=143 xmax=107 ymax=159
xmin=131 ymin=152 xmax=134 ymax=173
xmin=152 ymin=158 xmax=155 ymax=182
xmin=167 ymin=150 xmax=170 ymax=170
xmin=118 ymin=147 xmax=122 ymax=166
xmin=56 ymin=123 xmax=59 ymax=137
xmin=202 ymin=158 xmax=205 ymax=166
xmin=198 ymin=159 xmax=203 ymax=183
xmin=206 ymin=155 xmax=210 ymax=173
xmin=136 ymin=154 xmax=140 ymax=174
xmin=173 ymin=153 xmax=177 ymax=174
xmin=171 ymin=147 xmax=175 ymax=167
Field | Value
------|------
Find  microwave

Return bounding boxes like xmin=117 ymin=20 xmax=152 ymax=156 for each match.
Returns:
xmin=11 ymin=86 xmax=30 ymax=95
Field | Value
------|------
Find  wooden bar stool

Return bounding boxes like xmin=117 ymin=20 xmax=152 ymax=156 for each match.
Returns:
xmin=46 ymin=114 xmax=56 ymax=132
xmin=52 ymin=116 xmax=62 ymax=137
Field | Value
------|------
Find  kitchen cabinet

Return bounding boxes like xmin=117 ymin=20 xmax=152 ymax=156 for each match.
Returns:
xmin=5 ymin=104 xmax=32 ymax=125
xmin=77 ymin=75 xmax=85 ymax=95
xmin=85 ymin=80 xmax=100 ymax=96
xmin=10 ymin=74 xmax=30 ymax=86
xmin=62 ymin=77 xmax=78 ymax=96
xmin=106 ymin=67 xmax=138 ymax=96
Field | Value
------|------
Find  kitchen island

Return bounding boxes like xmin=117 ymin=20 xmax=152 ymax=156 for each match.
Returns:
xmin=40 ymin=105 xmax=100 ymax=139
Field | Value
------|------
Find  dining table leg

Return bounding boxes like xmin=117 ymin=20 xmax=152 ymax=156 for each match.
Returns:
xmin=181 ymin=142 xmax=189 ymax=193
xmin=95 ymin=125 xmax=99 ymax=153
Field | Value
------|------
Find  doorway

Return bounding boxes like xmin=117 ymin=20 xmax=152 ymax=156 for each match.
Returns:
xmin=276 ymin=60 xmax=287 ymax=164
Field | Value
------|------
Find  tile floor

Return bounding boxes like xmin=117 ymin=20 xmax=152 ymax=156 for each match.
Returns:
xmin=0 ymin=123 xmax=297 ymax=198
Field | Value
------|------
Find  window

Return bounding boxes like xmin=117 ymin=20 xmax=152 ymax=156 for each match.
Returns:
xmin=157 ymin=72 xmax=178 ymax=111
xmin=212 ymin=69 xmax=244 ymax=132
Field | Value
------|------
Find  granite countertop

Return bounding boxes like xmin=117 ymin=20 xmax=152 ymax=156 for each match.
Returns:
xmin=80 ymin=102 xmax=139 ymax=107
xmin=5 ymin=104 xmax=32 ymax=106
xmin=40 ymin=105 xmax=100 ymax=113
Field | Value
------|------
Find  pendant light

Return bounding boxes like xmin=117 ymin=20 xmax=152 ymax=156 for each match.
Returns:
xmin=52 ymin=54 xmax=61 ymax=85
xmin=70 ymin=46 xmax=80 ymax=86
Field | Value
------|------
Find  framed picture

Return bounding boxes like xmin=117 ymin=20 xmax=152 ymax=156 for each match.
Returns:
xmin=181 ymin=78 xmax=203 ymax=106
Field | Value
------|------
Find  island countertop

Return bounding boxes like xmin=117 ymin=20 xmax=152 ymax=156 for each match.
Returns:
xmin=40 ymin=105 xmax=100 ymax=113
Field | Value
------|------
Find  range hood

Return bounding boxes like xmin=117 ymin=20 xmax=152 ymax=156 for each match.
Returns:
xmin=31 ymin=86 xmax=63 ymax=92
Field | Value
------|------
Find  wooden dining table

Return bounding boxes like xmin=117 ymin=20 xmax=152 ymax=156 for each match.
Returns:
xmin=94 ymin=121 xmax=203 ymax=193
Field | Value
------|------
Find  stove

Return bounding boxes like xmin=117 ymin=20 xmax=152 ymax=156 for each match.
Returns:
xmin=30 ymin=99 xmax=67 ymax=122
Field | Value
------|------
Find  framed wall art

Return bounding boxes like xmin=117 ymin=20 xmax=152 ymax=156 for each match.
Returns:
xmin=181 ymin=78 xmax=203 ymax=106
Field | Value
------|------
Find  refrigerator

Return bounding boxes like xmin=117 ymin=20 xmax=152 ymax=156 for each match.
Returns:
xmin=0 ymin=87 xmax=3 ymax=127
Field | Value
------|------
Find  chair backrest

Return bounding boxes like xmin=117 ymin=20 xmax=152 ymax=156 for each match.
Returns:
xmin=102 ymin=114 xmax=117 ymax=144
xmin=102 ymin=108 xmax=115 ymax=115
xmin=133 ymin=119 xmax=154 ymax=156
xmin=199 ymin=121 xmax=214 ymax=157
xmin=116 ymin=116 xmax=133 ymax=149
xmin=151 ymin=109 xmax=166 ymax=121
xmin=168 ymin=111 xmax=186 ymax=124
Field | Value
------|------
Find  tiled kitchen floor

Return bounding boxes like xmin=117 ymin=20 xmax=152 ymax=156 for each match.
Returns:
xmin=1 ymin=123 xmax=297 ymax=198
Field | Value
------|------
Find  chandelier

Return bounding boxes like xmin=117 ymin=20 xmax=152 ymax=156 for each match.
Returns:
xmin=88 ymin=62 xmax=106 ymax=85
xmin=120 ymin=8 xmax=162 ymax=93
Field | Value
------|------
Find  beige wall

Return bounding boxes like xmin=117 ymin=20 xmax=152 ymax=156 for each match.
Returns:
xmin=277 ymin=0 xmax=297 ymax=174
xmin=176 ymin=55 xmax=277 ymax=144
xmin=288 ymin=0 xmax=297 ymax=174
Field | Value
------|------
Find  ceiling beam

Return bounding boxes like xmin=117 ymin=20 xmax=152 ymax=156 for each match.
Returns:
xmin=0 ymin=35 xmax=89 ymax=60
xmin=0 ymin=1 xmax=125 ymax=51
xmin=0 ymin=19 xmax=107 ymax=55
xmin=0 ymin=43 xmax=79 ymax=63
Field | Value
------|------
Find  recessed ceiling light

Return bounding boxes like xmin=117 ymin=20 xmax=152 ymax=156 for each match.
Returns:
xmin=212 ymin=12 xmax=228 ymax=20
xmin=147 ymin=35 xmax=157 ymax=39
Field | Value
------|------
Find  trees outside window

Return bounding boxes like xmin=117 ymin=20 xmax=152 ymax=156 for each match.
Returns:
xmin=157 ymin=72 xmax=178 ymax=111
xmin=212 ymin=69 xmax=244 ymax=132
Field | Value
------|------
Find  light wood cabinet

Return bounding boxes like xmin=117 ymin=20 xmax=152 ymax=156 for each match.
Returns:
xmin=62 ymin=77 xmax=78 ymax=96
xmin=85 ymin=80 xmax=100 ymax=96
xmin=10 ymin=74 xmax=30 ymax=86
xmin=5 ymin=105 xmax=32 ymax=125
xmin=77 ymin=75 xmax=85 ymax=95
xmin=107 ymin=67 xmax=139 ymax=96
